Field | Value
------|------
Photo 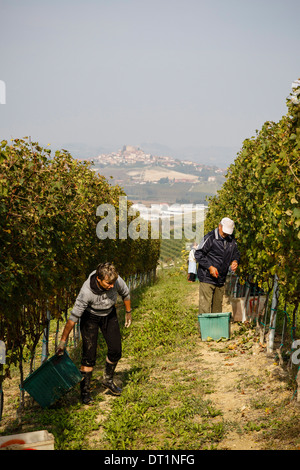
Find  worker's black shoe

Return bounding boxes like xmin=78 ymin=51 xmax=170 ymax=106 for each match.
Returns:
xmin=80 ymin=371 xmax=93 ymax=404
xmin=103 ymin=379 xmax=122 ymax=395
xmin=103 ymin=361 xmax=122 ymax=396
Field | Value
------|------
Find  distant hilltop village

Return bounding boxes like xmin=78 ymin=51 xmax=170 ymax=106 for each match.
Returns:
xmin=94 ymin=145 xmax=168 ymax=167
xmin=88 ymin=145 xmax=225 ymax=203
xmin=92 ymin=145 xmax=226 ymax=178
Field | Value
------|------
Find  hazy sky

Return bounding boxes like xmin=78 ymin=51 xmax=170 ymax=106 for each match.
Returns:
xmin=1 ymin=0 xmax=299 ymax=163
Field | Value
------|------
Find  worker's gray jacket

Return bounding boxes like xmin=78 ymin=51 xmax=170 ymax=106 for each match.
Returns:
xmin=69 ymin=271 xmax=130 ymax=323
xmin=195 ymin=228 xmax=240 ymax=287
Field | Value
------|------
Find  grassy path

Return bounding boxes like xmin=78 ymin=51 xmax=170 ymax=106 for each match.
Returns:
xmin=0 ymin=269 xmax=299 ymax=450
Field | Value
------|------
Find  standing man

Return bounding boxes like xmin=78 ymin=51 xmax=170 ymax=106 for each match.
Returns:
xmin=56 ymin=262 xmax=132 ymax=404
xmin=195 ymin=218 xmax=240 ymax=314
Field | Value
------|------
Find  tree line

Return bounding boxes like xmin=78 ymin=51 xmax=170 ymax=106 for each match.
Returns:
xmin=205 ymin=80 xmax=300 ymax=352
xmin=0 ymin=138 xmax=160 ymax=385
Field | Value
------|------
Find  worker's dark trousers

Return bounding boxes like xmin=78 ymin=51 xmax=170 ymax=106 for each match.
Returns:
xmin=80 ymin=307 xmax=122 ymax=367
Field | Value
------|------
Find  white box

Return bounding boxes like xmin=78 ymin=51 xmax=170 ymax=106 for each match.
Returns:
xmin=230 ymin=296 xmax=267 ymax=322
xmin=0 ymin=430 xmax=54 ymax=450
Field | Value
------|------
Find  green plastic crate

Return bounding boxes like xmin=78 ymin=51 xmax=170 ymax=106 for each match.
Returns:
xmin=198 ymin=312 xmax=231 ymax=341
xmin=23 ymin=352 xmax=82 ymax=408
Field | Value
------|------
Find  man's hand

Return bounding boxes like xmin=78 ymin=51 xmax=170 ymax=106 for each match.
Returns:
xmin=209 ymin=266 xmax=219 ymax=278
xmin=56 ymin=319 xmax=75 ymax=355
xmin=125 ymin=311 xmax=132 ymax=328
xmin=230 ymin=260 xmax=238 ymax=272
xmin=56 ymin=340 xmax=66 ymax=356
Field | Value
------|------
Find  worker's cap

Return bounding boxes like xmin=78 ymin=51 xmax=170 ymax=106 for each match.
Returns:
xmin=220 ymin=217 xmax=235 ymax=235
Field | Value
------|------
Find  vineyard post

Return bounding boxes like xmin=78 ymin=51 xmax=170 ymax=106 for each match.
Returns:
xmin=292 ymin=304 xmax=299 ymax=342
xmin=0 ymin=341 xmax=5 ymax=422
xmin=41 ymin=309 xmax=51 ymax=364
xmin=296 ymin=370 xmax=300 ymax=403
xmin=259 ymin=291 xmax=270 ymax=344
xmin=267 ymin=275 xmax=279 ymax=354
xmin=0 ymin=365 xmax=3 ymax=422
xmin=244 ymin=281 xmax=251 ymax=322
xmin=233 ymin=276 xmax=239 ymax=298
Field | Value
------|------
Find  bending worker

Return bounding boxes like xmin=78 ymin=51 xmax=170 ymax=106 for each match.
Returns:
xmin=56 ymin=262 xmax=132 ymax=404
xmin=195 ymin=217 xmax=240 ymax=314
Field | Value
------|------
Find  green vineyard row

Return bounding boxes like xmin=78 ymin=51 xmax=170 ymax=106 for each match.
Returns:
xmin=205 ymin=81 xmax=300 ymax=305
xmin=0 ymin=138 xmax=160 ymax=384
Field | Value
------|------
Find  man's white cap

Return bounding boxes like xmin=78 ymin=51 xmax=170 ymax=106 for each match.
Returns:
xmin=220 ymin=217 xmax=235 ymax=235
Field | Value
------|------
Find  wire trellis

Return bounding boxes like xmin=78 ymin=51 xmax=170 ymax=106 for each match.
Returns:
xmin=226 ymin=271 xmax=300 ymax=401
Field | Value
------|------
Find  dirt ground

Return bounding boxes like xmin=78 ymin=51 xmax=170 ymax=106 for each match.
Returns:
xmin=1 ymin=290 xmax=299 ymax=451
xmin=90 ymin=290 xmax=300 ymax=451
xmin=186 ymin=291 xmax=300 ymax=450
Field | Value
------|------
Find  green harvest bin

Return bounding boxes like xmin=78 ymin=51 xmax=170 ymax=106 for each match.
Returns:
xmin=23 ymin=351 xmax=82 ymax=408
xmin=198 ymin=312 xmax=231 ymax=341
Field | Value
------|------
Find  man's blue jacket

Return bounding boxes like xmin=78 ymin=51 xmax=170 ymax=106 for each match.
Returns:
xmin=195 ymin=227 xmax=240 ymax=287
